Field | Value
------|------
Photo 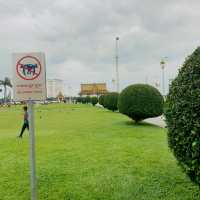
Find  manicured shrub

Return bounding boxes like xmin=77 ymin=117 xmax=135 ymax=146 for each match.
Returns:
xmin=76 ymin=97 xmax=82 ymax=103
xmin=99 ymin=95 xmax=105 ymax=106
xmin=85 ymin=96 xmax=91 ymax=104
xmin=165 ymin=47 xmax=200 ymax=186
xmin=91 ymin=97 xmax=98 ymax=106
xmin=118 ymin=84 xmax=164 ymax=122
xmin=104 ymin=92 xmax=119 ymax=111
xmin=81 ymin=97 xmax=87 ymax=104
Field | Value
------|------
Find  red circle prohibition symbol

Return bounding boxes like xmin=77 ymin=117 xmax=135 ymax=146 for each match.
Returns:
xmin=16 ymin=56 xmax=42 ymax=80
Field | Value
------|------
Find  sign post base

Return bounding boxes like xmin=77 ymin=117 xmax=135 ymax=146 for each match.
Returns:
xmin=28 ymin=100 xmax=37 ymax=200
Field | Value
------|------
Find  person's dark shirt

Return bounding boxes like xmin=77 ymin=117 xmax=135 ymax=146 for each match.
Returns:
xmin=24 ymin=111 xmax=29 ymax=124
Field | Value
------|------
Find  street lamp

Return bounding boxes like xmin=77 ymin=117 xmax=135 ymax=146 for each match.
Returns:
xmin=68 ymin=85 xmax=72 ymax=103
xmin=145 ymin=76 xmax=148 ymax=84
xmin=112 ymin=79 xmax=116 ymax=92
xmin=160 ymin=58 xmax=166 ymax=96
xmin=115 ymin=37 xmax=120 ymax=93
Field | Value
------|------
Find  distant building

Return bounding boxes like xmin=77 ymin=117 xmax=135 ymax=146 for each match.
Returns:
xmin=79 ymin=83 xmax=108 ymax=96
xmin=47 ymin=79 xmax=65 ymax=98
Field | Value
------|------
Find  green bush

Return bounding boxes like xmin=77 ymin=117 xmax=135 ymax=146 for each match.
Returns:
xmin=85 ymin=96 xmax=91 ymax=104
xmin=81 ymin=97 xmax=87 ymax=104
xmin=104 ymin=92 xmax=119 ymax=111
xmin=165 ymin=47 xmax=200 ymax=186
xmin=91 ymin=97 xmax=98 ymax=106
xmin=99 ymin=95 xmax=105 ymax=106
xmin=76 ymin=97 xmax=82 ymax=103
xmin=118 ymin=84 xmax=164 ymax=122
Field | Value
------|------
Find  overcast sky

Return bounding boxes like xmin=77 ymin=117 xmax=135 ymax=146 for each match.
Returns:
xmin=0 ymin=0 xmax=200 ymax=96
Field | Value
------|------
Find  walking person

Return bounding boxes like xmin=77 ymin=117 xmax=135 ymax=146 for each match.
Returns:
xmin=18 ymin=106 xmax=29 ymax=138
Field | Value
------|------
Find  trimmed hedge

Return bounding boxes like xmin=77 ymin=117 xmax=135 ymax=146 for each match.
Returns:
xmin=76 ymin=97 xmax=82 ymax=103
xmin=91 ymin=97 xmax=98 ymax=106
xmin=104 ymin=92 xmax=119 ymax=111
xmin=76 ymin=97 xmax=87 ymax=104
xmin=118 ymin=84 xmax=164 ymax=122
xmin=165 ymin=47 xmax=200 ymax=186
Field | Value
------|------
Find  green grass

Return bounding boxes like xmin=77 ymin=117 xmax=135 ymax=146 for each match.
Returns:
xmin=0 ymin=104 xmax=199 ymax=200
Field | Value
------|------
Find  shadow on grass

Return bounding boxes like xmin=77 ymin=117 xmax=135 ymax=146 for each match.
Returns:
xmin=121 ymin=120 xmax=162 ymax=129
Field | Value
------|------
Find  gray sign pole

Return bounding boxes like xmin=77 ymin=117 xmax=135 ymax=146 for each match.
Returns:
xmin=28 ymin=100 xmax=37 ymax=200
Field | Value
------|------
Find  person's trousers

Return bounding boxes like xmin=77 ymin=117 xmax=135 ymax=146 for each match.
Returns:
xmin=19 ymin=123 xmax=29 ymax=137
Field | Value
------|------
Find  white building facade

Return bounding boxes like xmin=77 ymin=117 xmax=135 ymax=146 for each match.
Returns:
xmin=47 ymin=79 xmax=65 ymax=98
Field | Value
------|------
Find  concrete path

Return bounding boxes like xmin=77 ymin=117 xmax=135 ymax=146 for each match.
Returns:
xmin=145 ymin=116 xmax=166 ymax=128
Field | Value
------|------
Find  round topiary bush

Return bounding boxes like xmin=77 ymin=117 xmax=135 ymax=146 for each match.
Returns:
xmin=104 ymin=92 xmax=119 ymax=111
xmin=76 ymin=97 xmax=82 ymax=103
xmin=165 ymin=47 xmax=200 ymax=186
xmin=91 ymin=97 xmax=98 ymax=106
xmin=118 ymin=84 xmax=164 ymax=122
xmin=99 ymin=95 xmax=105 ymax=106
xmin=85 ymin=96 xmax=91 ymax=104
xmin=81 ymin=97 xmax=87 ymax=104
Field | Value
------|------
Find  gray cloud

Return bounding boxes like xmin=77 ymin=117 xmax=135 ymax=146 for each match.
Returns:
xmin=0 ymin=0 xmax=200 ymax=95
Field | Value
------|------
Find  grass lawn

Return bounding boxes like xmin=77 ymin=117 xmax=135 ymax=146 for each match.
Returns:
xmin=0 ymin=103 xmax=199 ymax=200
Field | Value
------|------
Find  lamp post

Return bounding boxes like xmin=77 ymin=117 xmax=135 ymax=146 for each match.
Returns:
xmin=145 ymin=76 xmax=148 ymax=84
xmin=0 ymin=88 xmax=2 ymax=103
xmin=115 ymin=37 xmax=120 ymax=93
xmin=112 ymin=79 xmax=116 ymax=92
xmin=160 ymin=59 xmax=166 ymax=96
xmin=68 ymin=85 xmax=72 ymax=103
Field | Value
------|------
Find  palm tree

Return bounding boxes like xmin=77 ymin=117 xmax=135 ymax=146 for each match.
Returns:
xmin=0 ymin=77 xmax=12 ymax=104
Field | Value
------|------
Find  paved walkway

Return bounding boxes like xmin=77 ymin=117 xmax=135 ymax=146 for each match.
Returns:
xmin=145 ymin=116 xmax=166 ymax=128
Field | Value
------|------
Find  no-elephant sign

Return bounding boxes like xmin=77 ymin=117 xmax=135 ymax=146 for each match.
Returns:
xmin=12 ymin=52 xmax=46 ymax=101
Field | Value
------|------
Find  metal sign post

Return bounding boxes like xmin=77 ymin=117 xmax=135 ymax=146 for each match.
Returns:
xmin=12 ymin=52 xmax=46 ymax=200
xmin=28 ymin=100 xmax=37 ymax=200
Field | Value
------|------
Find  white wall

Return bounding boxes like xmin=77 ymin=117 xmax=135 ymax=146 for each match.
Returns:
xmin=47 ymin=79 xmax=65 ymax=98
